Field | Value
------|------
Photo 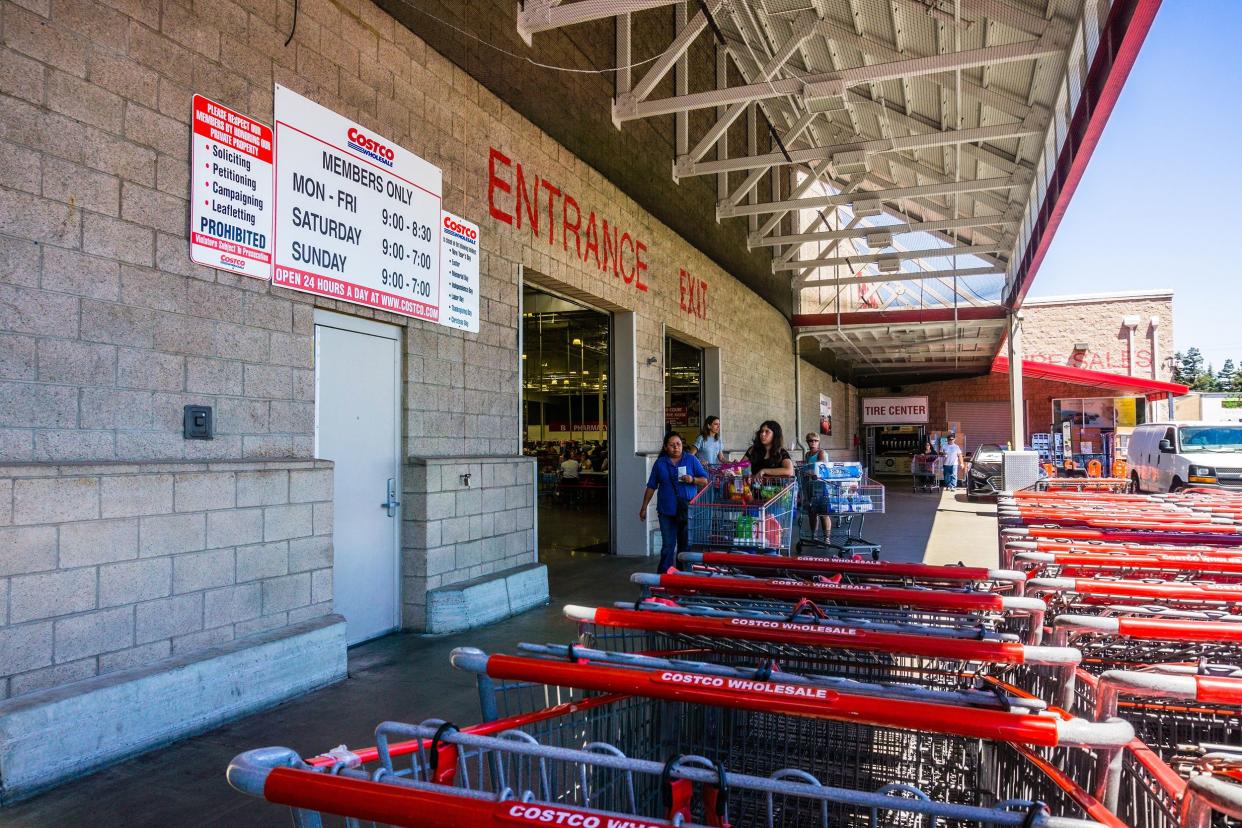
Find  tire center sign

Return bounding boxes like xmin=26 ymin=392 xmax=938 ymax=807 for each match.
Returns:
xmin=862 ymin=396 xmax=930 ymax=425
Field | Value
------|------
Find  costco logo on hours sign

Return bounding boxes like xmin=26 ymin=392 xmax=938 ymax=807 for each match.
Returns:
xmin=346 ymin=127 xmax=394 ymax=167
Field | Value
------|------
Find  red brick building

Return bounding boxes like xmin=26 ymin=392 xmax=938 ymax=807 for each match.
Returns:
xmin=859 ymin=290 xmax=1182 ymax=473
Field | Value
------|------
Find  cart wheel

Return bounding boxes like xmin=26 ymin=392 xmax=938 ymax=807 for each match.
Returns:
xmin=795 ymin=540 xmax=802 ymax=553
xmin=870 ymin=549 xmax=880 ymax=561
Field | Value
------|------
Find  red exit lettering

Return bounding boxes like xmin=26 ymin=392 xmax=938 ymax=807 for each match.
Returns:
xmin=678 ymin=268 xmax=707 ymax=320
xmin=488 ymin=147 xmax=648 ymax=293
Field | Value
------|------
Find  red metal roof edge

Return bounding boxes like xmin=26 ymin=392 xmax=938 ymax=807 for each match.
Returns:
xmin=791 ymin=306 xmax=1008 ymax=328
xmin=991 ymin=356 xmax=1189 ymax=400
xmin=1002 ymin=0 xmax=1163 ymax=313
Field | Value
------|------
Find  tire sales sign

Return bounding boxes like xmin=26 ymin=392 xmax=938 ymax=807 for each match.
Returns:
xmin=189 ymin=95 xmax=273 ymax=279
xmin=272 ymin=85 xmax=442 ymax=320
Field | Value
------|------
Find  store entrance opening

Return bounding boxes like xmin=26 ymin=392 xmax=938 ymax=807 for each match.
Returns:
xmin=522 ymin=286 xmax=611 ymax=556
xmin=665 ymin=336 xmax=704 ymax=448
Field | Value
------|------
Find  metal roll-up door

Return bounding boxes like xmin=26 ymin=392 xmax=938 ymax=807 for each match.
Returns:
xmin=946 ymin=402 xmax=1018 ymax=452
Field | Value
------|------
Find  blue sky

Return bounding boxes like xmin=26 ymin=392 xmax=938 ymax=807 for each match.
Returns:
xmin=1031 ymin=1 xmax=1241 ymax=367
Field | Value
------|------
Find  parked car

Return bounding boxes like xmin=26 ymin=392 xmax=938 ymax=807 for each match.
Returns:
xmin=965 ymin=443 xmax=1005 ymax=499
xmin=1128 ymin=421 xmax=1242 ymax=492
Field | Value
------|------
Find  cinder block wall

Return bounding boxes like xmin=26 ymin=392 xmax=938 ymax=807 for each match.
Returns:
xmin=401 ymin=457 xmax=535 ymax=629
xmin=0 ymin=460 xmax=332 ymax=700
xmin=798 ymin=359 xmax=856 ymax=459
xmin=0 ymin=0 xmax=829 ymax=657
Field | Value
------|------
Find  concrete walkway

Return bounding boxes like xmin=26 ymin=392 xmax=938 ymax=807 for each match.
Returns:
xmin=3 ymin=489 xmax=997 ymax=826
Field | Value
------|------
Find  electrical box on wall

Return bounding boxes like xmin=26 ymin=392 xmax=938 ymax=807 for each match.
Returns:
xmin=183 ymin=405 xmax=213 ymax=440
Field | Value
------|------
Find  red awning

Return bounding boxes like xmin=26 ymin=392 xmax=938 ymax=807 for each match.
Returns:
xmin=991 ymin=356 xmax=1189 ymax=401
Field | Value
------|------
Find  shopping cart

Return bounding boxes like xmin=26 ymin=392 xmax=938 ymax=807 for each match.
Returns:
xmin=632 ymin=570 xmax=1048 ymax=644
xmin=1181 ymin=752 xmax=1242 ymax=826
xmin=565 ymin=602 xmax=1081 ymax=706
xmin=227 ymin=710 xmax=1121 ymax=827
xmin=1028 ymin=578 xmax=1242 ymax=617
xmin=1011 ymin=549 xmax=1242 ymax=583
xmin=686 ymin=475 xmax=796 ymax=554
xmin=679 ymin=550 xmax=1028 ymax=594
xmin=449 ymin=645 xmax=1134 ymax=819
xmin=794 ymin=463 xmax=885 ymax=557
xmin=913 ymin=454 xmax=940 ymax=494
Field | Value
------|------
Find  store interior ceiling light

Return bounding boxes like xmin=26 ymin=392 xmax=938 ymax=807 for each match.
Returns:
xmin=877 ymin=257 xmax=902 ymax=274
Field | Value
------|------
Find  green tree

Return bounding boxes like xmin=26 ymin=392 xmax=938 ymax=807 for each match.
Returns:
xmin=1179 ymin=348 xmax=1206 ymax=386
xmin=1219 ymin=359 xmax=1236 ymax=390
xmin=1194 ymin=362 xmax=1220 ymax=392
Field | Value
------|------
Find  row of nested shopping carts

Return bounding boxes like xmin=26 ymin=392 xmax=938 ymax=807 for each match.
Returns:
xmin=225 ymin=479 xmax=1242 ymax=827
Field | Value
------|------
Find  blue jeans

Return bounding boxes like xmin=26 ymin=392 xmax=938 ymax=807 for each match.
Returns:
xmin=657 ymin=512 xmax=688 ymax=572
xmin=943 ymin=466 xmax=958 ymax=489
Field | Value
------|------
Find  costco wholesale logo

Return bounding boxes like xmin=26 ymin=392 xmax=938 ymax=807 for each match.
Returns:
xmin=443 ymin=216 xmax=477 ymax=241
xmin=346 ymin=128 xmax=394 ymax=167
xmin=219 ymin=255 xmax=246 ymax=270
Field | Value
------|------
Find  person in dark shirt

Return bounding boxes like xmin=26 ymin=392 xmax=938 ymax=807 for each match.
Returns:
xmin=745 ymin=420 xmax=794 ymax=479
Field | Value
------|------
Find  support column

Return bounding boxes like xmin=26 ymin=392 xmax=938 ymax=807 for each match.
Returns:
xmin=1007 ymin=311 xmax=1025 ymax=450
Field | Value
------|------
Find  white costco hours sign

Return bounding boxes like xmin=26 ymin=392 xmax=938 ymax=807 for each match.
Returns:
xmin=862 ymin=396 xmax=930 ymax=425
xmin=189 ymin=95 xmax=273 ymax=279
xmin=272 ymin=85 xmax=443 ymax=321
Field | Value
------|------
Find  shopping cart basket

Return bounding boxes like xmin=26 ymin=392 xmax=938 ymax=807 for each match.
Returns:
xmin=227 ymin=713 xmax=1120 ymax=827
xmin=617 ymin=593 xmax=1028 ymax=640
xmin=633 ymin=570 xmax=1048 ymax=644
xmin=1182 ymin=752 xmax=1242 ymax=827
xmin=795 ymin=465 xmax=885 ymax=557
xmin=450 ymin=646 xmax=1134 ymax=819
xmin=1091 ymin=665 xmax=1242 ymax=774
xmin=565 ymin=603 xmax=1081 ymax=706
xmin=680 ymin=551 xmax=1027 ymax=594
xmin=913 ymin=454 xmax=940 ymax=494
xmin=687 ymin=476 xmax=796 ymax=554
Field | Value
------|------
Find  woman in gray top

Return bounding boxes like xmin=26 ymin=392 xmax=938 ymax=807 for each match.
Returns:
xmin=690 ymin=415 xmax=723 ymax=465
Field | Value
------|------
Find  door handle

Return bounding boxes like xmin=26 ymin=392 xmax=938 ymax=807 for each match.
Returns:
xmin=380 ymin=478 xmax=400 ymax=517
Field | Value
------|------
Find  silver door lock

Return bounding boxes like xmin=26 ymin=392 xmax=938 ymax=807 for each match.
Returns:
xmin=380 ymin=478 xmax=400 ymax=516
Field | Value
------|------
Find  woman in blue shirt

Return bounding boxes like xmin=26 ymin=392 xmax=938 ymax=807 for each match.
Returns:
xmin=639 ymin=432 xmax=709 ymax=572
xmin=690 ymin=415 xmax=723 ymax=465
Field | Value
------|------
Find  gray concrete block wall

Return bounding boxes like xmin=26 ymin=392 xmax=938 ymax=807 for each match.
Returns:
xmin=0 ymin=459 xmax=333 ymax=700
xmin=400 ymin=457 xmax=536 ymax=630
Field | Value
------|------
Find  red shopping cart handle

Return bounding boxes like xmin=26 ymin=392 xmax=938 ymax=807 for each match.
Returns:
xmin=451 ymin=651 xmax=1129 ymax=750
xmin=1030 ymin=577 xmax=1242 ymax=601
xmin=634 ymin=572 xmax=1014 ymax=613
xmin=567 ymin=605 xmax=1061 ymax=665
xmin=1117 ymin=617 xmax=1242 ymax=644
xmin=1197 ymin=675 xmax=1242 ymax=705
xmin=1011 ymin=527 xmax=1242 ymax=546
xmin=262 ymin=769 xmax=677 ymax=827
xmin=1017 ymin=539 xmax=1237 ymax=556
xmin=1021 ymin=551 xmax=1242 ymax=574
xmin=685 ymin=552 xmax=1016 ymax=583
xmin=479 ymin=654 xmax=1053 ymax=742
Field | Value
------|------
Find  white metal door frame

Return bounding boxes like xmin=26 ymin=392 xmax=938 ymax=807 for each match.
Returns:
xmin=313 ymin=308 xmax=403 ymax=640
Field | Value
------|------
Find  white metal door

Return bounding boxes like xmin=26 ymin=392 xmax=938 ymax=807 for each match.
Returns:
xmin=315 ymin=314 xmax=401 ymax=645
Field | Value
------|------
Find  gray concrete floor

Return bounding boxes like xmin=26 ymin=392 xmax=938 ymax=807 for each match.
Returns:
xmin=2 ymin=489 xmax=995 ymax=827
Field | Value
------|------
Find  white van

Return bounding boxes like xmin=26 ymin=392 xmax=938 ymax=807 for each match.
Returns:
xmin=1127 ymin=421 xmax=1242 ymax=492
